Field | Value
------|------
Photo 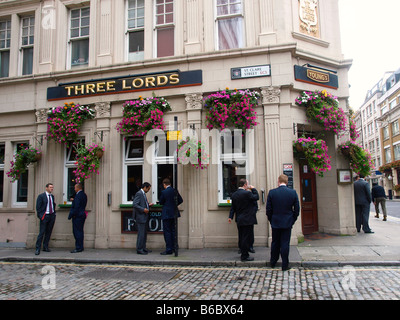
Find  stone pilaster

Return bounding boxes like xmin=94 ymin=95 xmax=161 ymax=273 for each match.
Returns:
xmin=94 ymin=102 xmax=111 ymax=248
xmin=185 ymin=93 xmax=204 ymax=248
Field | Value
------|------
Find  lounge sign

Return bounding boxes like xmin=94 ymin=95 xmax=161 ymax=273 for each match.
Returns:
xmin=47 ymin=70 xmax=203 ymax=101
xmin=294 ymin=65 xmax=338 ymax=89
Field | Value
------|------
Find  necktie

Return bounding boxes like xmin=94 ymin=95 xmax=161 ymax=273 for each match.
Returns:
xmin=48 ymin=195 xmax=53 ymax=214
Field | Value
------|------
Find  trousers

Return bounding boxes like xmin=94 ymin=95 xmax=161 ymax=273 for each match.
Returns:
xmin=355 ymin=204 xmax=371 ymax=232
xmin=72 ymin=216 xmax=86 ymax=251
xmin=270 ymin=227 xmax=292 ymax=269
xmin=35 ymin=214 xmax=56 ymax=250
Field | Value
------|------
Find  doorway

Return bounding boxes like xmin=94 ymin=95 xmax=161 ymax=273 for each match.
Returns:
xmin=299 ymin=161 xmax=319 ymax=235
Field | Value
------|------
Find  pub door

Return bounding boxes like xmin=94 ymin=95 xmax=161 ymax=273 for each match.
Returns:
xmin=299 ymin=160 xmax=319 ymax=235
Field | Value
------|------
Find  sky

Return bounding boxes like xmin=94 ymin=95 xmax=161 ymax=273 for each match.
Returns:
xmin=338 ymin=0 xmax=400 ymax=110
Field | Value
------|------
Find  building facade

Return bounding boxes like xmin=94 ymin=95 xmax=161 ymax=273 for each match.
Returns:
xmin=376 ymin=70 xmax=400 ymax=198
xmin=0 ymin=0 xmax=354 ymax=250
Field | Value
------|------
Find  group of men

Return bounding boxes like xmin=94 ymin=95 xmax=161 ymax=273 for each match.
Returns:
xmin=34 ymin=175 xmax=299 ymax=271
xmin=229 ymin=175 xmax=300 ymax=271
xmin=35 ymin=183 xmax=87 ymax=255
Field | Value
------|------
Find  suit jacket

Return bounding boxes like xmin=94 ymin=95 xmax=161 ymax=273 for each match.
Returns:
xmin=231 ymin=188 xmax=259 ymax=226
xmin=36 ymin=192 xmax=56 ymax=220
xmin=354 ymin=179 xmax=372 ymax=206
xmin=159 ymin=186 xmax=183 ymax=220
xmin=68 ymin=190 xmax=88 ymax=220
xmin=132 ymin=189 xmax=150 ymax=224
xmin=266 ymin=185 xmax=300 ymax=229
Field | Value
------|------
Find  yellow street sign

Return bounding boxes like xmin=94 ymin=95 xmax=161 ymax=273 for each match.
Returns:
xmin=167 ymin=131 xmax=182 ymax=141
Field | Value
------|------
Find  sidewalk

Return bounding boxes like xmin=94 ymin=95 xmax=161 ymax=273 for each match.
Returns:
xmin=1 ymin=214 xmax=399 ymax=268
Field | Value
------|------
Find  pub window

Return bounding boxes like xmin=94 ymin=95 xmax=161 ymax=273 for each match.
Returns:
xmin=216 ymin=0 xmax=244 ymax=50
xmin=0 ymin=20 xmax=11 ymax=78
xmin=394 ymin=143 xmax=400 ymax=161
xmin=69 ymin=7 xmax=90 ymax=69
xmin=155 ymin=0 xmax=174 ymax=58
xmin=12 ymin=143 xmax=29 ymax=206
xmin=383 ymin=126 xmax=389 ymax=140
xmin=392 ymin=120 xmax=399 ymax=136
xmin=20 ymin=16 xmax=35 ymax=75
xmin=384 ymin=146 xmax=392 ymax=163
xmin=123 ymin=137 xmax=144 ymax=203
xmin=218 ymin=129 xmax=248 ymax=204
xmin=151 ymin=133 xmax=175 ymax=202
xmin=0 ymin=143 xmax=4 ymax=206
xmin=64 ymin=139 xmax=84 ymax=202
xmin=127 ymin=0 xmax=145 ymax=61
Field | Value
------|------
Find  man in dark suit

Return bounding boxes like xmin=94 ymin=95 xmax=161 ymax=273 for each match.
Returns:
xmin=266 ymin=174 xmax=300 ymax=271
xmin=35 ymin=183 xmax=56 ymax=255
xmin=68 ymin=183 xmax=88 ymax=253
xmin=354 ymin=174 xmax=374 ymax=233
xmin=159 ymin=178 xmax=183 ymax=255
xmin=229 ymin=179 xmax=259 ymax=262
xmin=132 ymin=182 xmax=153 ymax=254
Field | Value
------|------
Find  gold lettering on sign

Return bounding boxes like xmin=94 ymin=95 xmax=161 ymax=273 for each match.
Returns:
xmin=307 ymin=69 xmax=329 ymax=83
xmin=299 ymin=0 xmax=320 ymax=38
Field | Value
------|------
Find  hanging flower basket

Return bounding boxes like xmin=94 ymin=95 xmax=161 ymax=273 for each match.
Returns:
xmin=177 ymin=137 xmax=209 ymax=170
xmin=338 ymin=141 xmax=374 ymax=177
xmin=116 ymin=96 xmax=171 ymax=138
xmin=293 ymin=136 xmax=331 ymax=177
xmin=295 ymin=90 xmax=347 ymax=136
xmin=394 ymin=184 xmax=400 ymax=192
xmin=73 ymin=143 xmax=105 ymax=184
xmin=6 ymin=146 xmax=42 ymax=182
xmin=203 ymin=88 xmax=260 ymax=131
xmin=47 ymin=102 xmax=95 ymax=144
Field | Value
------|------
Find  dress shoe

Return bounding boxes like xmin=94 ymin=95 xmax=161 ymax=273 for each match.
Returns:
xmin=42 ymin=248 xmax=51 ymax=252
xmin=375 ymin=214 xmax=379 ymax=218
xmin=282 ymin=267 xmax=291 ymax=272
xmin=35 ymin=249 xmax=40 ymax=255
xmin=241 ymin=256 xmax=254 ymax=262
xmin=144 ymin=249 xmax=152 ymax=253
xmin=383 ymin=217 xmax=387 ymax=221
xmin=364 ymin=230 xmax=374 ymax=234
xmin=270 ymin=262 xmax=276 ymax=268
xmin=249 ymin=248 xmax=255 ymax=253
xmin=160 ymin=250 xmax=173 ymax=255
xmin=137 ymin=250 xmax=148 ymax=255
xmin=70 ymin=249 xmax=83 ymax=253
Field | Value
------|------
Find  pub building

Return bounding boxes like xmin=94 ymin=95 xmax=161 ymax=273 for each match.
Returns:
xmin=0 ymin=0 xmax=355 ymax=250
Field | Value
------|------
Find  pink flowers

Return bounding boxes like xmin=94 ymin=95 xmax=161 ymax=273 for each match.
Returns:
xmin=6 ymin=146 xmax=42 ymax=182
xmin=204 ymin=88 xmax=260 ymax=131
xmin=47 ymin=102 xmax=95 ymax=144
xmin=116 ymin=96 xmax=171 ymax=137
xmin=293 ymin=137 xmax=332 ymax=177
xmin=177 ymin=137 xmax=209 ymax=170
xmin=338 ymin=141 xmax=374 ymax=177
xmin=296 ymin=90 xmax=347 ymax=136
xmin=73 ymin=143 xmax=105 ymax=184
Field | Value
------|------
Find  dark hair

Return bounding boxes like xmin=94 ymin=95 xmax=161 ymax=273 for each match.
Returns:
xmin=46 ymin=183 xmax=53 ymax=188
xmin=238 ymin=178 xmax=247 ymax=187
xmin=163 ymin=178 xmax=171 ymax=186
xmin=142 ymin=182 xmax=151 ymax=189
xmin=359 ymin=174 xmax=365 ymax=179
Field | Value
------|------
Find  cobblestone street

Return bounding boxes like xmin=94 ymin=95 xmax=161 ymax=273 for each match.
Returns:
xmin=0 ymin=262 xmax=399 ymax=301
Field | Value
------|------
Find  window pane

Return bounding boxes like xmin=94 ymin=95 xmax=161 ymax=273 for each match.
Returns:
xmin=17 ymin=171 xmax=28 ymax=202
xmin=157 ymin=164 xmax=173 ymax=202
xmin=127 ymin=165 xmax=143 ymax=201
xmin=22 ymin=47 xmax=33 ymax=75
xmin=0 ymin=170 xmax=3 ymax=202
xmin=126 ymin=138 xmax=144 ymax=159
xmin=129 ymin=30 xmax=144 ymax=53
xmin=0 ymin=51 xmax=10 ymax=77
xmin=222 ymin=161 xmax=246 ymax=200
xmin=0 ymin=144 xmax=4 ymax=164
xmin=71 ymin=39 xmax=89 ymax=67
xmin=157 ymin=27 xmax=174 ymax=57
xmin=218 ymin=17 xmax=243 ymax=50
xmin=67 ymin=167 xmax=77 ymax=199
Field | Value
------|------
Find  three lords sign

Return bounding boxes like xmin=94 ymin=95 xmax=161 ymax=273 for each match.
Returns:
xmin=47 ymin=70 xmax=203 ymax=101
